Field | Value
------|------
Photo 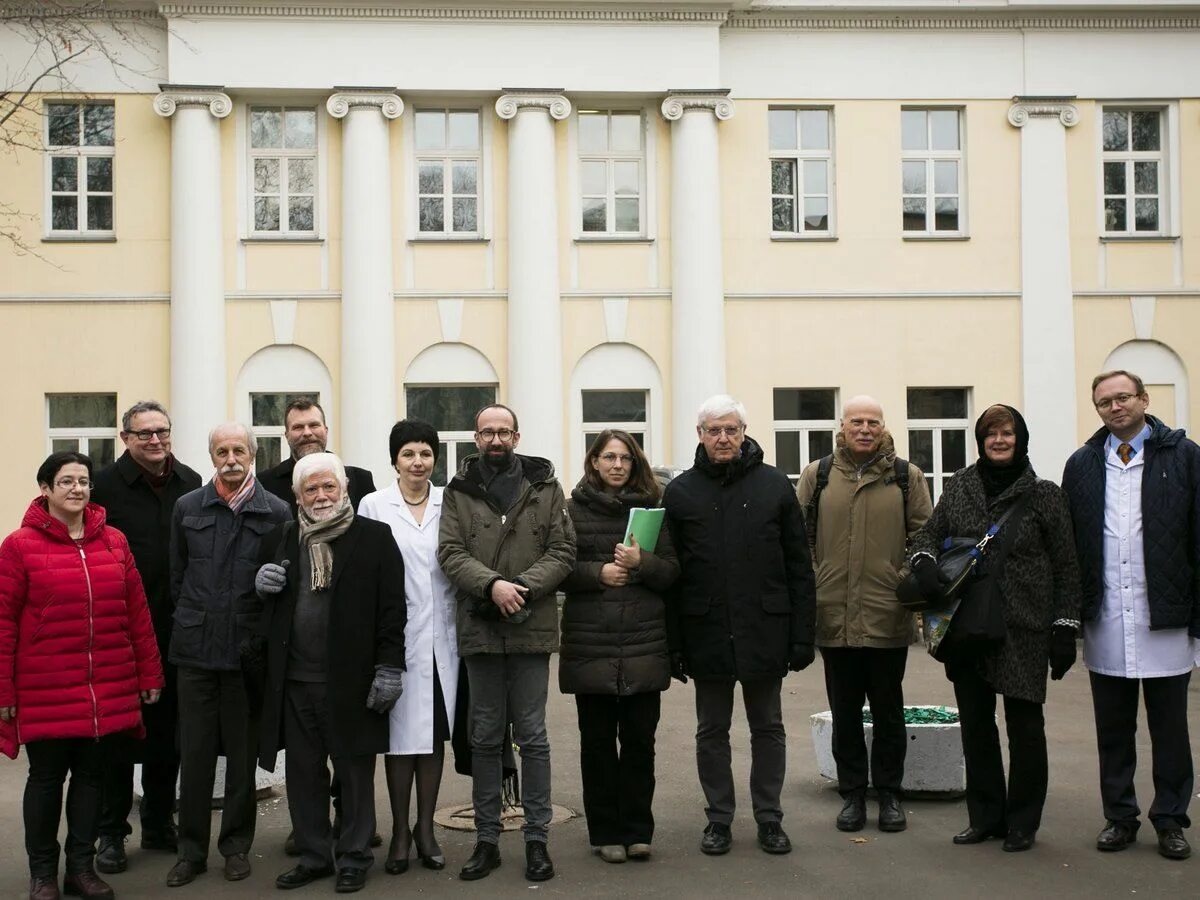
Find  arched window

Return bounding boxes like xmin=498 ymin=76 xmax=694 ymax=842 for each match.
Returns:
xmin=569 ymin=343 xmax=664 ymax=472
xmin=1102 ymin=340 xmax=1189 ymax=429
xmin=234 ymin=346 xmax=334 ymax=472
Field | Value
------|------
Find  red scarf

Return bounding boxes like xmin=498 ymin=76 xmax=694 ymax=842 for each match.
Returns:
xmin=214 ymin=471 xmax=257 ymax=514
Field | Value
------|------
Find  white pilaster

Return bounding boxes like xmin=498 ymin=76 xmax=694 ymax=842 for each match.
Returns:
xmin=1008 ymin=97 xmax=1079 ymax=482
xmin=496 ymin=90 xmax=570 ymax=471
xmin=661 ymin=90 xmax=734 ymax=467
xmin=154 ymin=87 xmax=232 ymax=470
xmin=327 ymin=89 xmax=403 ymax=485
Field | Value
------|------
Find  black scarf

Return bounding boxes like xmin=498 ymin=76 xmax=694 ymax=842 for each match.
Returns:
xmin=974 ymin=404 xmax=1031 ymax=497
xmin=480 ymin=452 xmax=524 ymax=513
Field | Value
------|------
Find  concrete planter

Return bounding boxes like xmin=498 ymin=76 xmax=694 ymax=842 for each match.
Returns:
xmin=810 ymin=705 xmax=965 ymax=796
xmin=134 ymin=754 xmax=286 ymax=806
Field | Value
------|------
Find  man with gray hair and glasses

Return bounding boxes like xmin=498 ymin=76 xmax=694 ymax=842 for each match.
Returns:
xmin=92 ymin=402 xmax=203 ymax=874
xmin=663 ymin=394 xmax=816 ymax=857
xmin=165 ymin=423 xmax=290 ymax=888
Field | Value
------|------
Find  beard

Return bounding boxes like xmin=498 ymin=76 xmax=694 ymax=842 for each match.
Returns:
xmin=290 ymin=439 xmax=325 ymax=459
xmin=482 ymin=445 xmax=515 ymax=469
xmin=304 ymin=499 xmax=340 ymax=521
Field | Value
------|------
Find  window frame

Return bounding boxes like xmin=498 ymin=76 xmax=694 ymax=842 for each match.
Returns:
xmin=581 ymin=388 xmax=650 ymax=453
xmin=45 ymin=393 xmax=118 ymax=466
xmin=43 ymin=101 xmax=116 ymax=238
xmin=772 ymin=388 xmax=839 ymax=483
xmin=906 ymin=387 xmax=972 ymax=503
xmin=768 ymin=106 xmax=836 ymax=239
xmin=575 ymin=109 xmax=647 ymax=238
xmin=246 ymin=105 xmax=320 ymax=238
xmin=409 ymin=107 xmax=484 ymax=239
xmin=403 ymin=383 xmax=498 ymax=485
xmin=900 ymin=106 xmax=967 ymax=239
xmin=568 ymin=100 xmax=657 ymax=245
xmin=1098 ymin=103 xmax=1176 ymax=238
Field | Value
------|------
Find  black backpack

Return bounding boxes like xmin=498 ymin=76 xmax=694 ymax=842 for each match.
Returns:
xmin=803 ymin=454 xmax=910 ymax=550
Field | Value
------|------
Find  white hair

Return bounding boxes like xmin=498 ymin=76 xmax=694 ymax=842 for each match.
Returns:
xmin=696 ymin=394 xmax=747 ymax=428
xmin=292 ymin=452 xmax=348 ymax=494
xmin=208 ymin=422 xmax=257 ymax=456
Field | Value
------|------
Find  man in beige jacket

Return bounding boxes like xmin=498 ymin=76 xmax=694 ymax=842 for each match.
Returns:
xmin=796 ymin=396 xmax=932 ymax=835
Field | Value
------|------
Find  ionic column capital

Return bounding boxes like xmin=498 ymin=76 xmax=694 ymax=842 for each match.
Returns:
xmin=153 ymin=86 xmax=232 ymax=119
xmin=1007 ymin=96 xmax=1079 ymax=129
xmin=660 ymin=90 xmax=735 ymax=122
xmin=495 ymin=89 xmax=571 ymax=121
xmin=326 ymin=88 xmax=404 ymax=120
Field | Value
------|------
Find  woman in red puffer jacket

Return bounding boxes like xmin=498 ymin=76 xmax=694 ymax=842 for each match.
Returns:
xmin=0 ymin=451 xmax=164 ymax=900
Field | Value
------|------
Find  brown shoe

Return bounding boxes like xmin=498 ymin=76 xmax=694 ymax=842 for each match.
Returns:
xmin=29 ymin=875 xmax=61 ymax=900
xmin=62 ymin=871 xmax=114 ymax=899
xmin=224 ymin=853 xmax=251 ymax=882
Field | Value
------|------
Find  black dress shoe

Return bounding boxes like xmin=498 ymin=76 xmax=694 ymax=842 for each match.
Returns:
xmin=877 ymin=791 xmax=907 ymax=833
xmin=385 ymin=833 xmax=410 ymax=875
xmin=953 ymin=825 xmax=1005 ymax=845
xmin=415 ymin=839 xmax=446 ymax=871
xmin=459 ymin=842 xmax=501 ymax=881
xmin=1096 ymin=820 xmax=1139 ymax=852
xmin=525 ymin=841 xmax=555 ymax=882
xmin=836 ymin=795 xmax=867 ymax=833
xmin=275 ymin=864 xmax=335 ymax=890
xmin=166 ymin=860 xmax=207 ymax=887
xmin=1003 ymin=830 xmax=1037 ymax=852
xmin=757 ymin=821 xmax=792 ymax=855
xmin=700 ymin=822 xmax=732 ymax=855
xmin=335 ymin=868 xmax=367 ymax=894
xmin=95 ymin=836 xmax=127 ymax=874
xmin=1156 ymin=828 xmax=1192 ymax=860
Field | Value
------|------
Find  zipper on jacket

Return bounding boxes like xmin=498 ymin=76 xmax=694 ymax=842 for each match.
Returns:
xmin=77 ymin=543 xmax=100 ymax=738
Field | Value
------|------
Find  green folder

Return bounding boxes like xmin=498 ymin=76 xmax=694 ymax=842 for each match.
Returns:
xmin=623 ymin=507 xmax=665 ymax=553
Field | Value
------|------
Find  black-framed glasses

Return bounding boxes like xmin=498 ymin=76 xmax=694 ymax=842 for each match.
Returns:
xmin=477 ymin=428 xmax=515 ymax=442
xmin=127 ymin=428 xmax=171 ymax=442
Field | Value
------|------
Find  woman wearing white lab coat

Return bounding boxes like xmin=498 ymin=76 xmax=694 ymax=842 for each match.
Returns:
xmin=358 ymin=419 xmax=459 ymax=875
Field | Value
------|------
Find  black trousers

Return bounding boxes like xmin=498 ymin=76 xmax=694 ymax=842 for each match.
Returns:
xmin=284 ymin=681 xmax=376 ymax=872
xmin=821 ymin=646 xmax=908 ymax=797
xmin=952 ymin=664 xmax=1047 ymax=834
xmin=1089 ymin=670 xmax=1193 ymax=830
xmin=99 ymin=662 xmax=179 ymax=840
xmin=176 ymin=666 xmax=259 ymax=863
xmin=24 ymin=737 xmax=109 ymax=878
xmin=575 ymin=692 xmax=661 ymax=846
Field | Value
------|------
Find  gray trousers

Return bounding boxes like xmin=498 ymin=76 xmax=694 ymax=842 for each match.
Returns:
xmin=694 ymin=678 xmax=785 ymax=826
xmin=284 ymin=681 xmax=377 ymax=872
xmin=464 ymin=653 xmax=552 ymax=844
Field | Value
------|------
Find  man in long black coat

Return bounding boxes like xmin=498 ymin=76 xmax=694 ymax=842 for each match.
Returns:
xmin=663 ymin=394 xmax=816 ymax=858
xmin=91 ymin=401 xmax=202 ymax=873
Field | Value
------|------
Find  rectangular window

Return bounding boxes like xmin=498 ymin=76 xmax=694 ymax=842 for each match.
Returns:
xmin=405 ymin=384 xmax=497 ymax=484
xmin=578 ymin=110 xmax=644 ymax=235
xmin=772 ymin=388 xmax=837 ymax=482
xmin=46 ymin=393 xmax=117 ymax=467
xmin=581 ymin=389 xmax=648 ymax=451
xmin=906 ymin=387 xmax=970 ymax=502
xmin=250 ymin=391 xmax=320 ymax=472
xmin=45 ymin=102 xmax=115 ymax=235
xmin=901 ymin=108 xmax=963 ymax=235
xmin=249 ymin=107 xmax=318 ymax=235
xmin=768 ymin=108 xmax=832 ymax=235
xmin=415 ymin=109 xmax=481 ymax=235
xmin=1102 ymin=107 xmax=1165 ymax=234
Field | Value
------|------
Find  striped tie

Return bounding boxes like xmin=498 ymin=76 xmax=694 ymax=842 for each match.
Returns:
xmin=1118 ymin=443 xmax=1133 ymax=465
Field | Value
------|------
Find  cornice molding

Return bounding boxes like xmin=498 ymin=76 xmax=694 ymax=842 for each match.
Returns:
xmin=660 ymin=90 xmax=734 ymax=122
xmin=326 ymin=90 xmax=404 ymax=119
xmin=157 ymin=4 xmax=729 ymax=23
xmin=1008 ymin=97 xmax=1079 ymax=129
xmin=153 ymin=87 xmax=232 ymax=118
xmin=725 ymin=12 xmax=1200 ymax=31
xmin=495 ymin=90 xmax=571 ymax=121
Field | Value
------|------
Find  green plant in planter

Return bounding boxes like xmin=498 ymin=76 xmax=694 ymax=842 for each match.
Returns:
xmin=862 ymin=706 xmax=959 ymax=725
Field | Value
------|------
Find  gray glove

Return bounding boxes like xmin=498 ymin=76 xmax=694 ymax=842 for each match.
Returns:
xmin=255 ymin=560 xmax=289 ymax=597
xmin=366 ymin=665 xmax=405 ymax=713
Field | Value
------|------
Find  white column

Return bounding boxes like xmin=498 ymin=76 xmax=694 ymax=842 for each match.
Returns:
xmin=495 ymin=90 xmax=570 ymax=471
xmin=1008 ymin=97 xmax=1080 ymax=482
xmin=327 ymin=90 xmax=403 ymax=486
xmin=661 ymin=91 xmax=734 ymax=467
xmin=153 ymin=87 xmax=232 ymax=469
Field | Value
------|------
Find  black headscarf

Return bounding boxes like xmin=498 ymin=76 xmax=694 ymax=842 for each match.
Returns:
xmin=974 ymin=404 xmax=1031 ymax=497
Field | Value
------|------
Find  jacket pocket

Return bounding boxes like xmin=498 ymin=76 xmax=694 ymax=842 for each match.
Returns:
xmin=171 ymin=605 xmax=207 ymax=661
xmin=761 ymin=592 xmax=791 ymax=615
xmin=181 ymin=515 xmax=216 ymax=559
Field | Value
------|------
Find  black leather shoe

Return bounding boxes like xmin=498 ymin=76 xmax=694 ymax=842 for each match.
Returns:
xmin=757 ymin=822 xmax=792 ymax=855
xmin=1003 ymin=829 xmax=1037 ymax=852
xmin=700 ymin=822 xmax=732 ymax=855
xmin=335 ymin=868 xmax=367 ymax=893
xmin=953 ymin=825 xmax=1005 ymax=845
xmin=275 ymin=864 xmax=335 ymax=890
xmin=224 ymin=853 xmax=251 ymax=882
xmin=459 ymin=842 xmax=501 ymax=881
xmin=1096 ymin=820 xmax=1139 ymax=852
xmin=877 ymin=791 xmax=907 ymax=833
xmin=836 ymin=795 xmax=867 ymax=832
xmin=166 ymin=860 xmax=207 ymax=887
xmin=141 ymin=823 xmax=179 ymax=852
xmin=524 ymin=841 xmax=555 ymax=882
xmin=1156 ymin=828 xmax=1192 ymax=860
xmin=415 ymin=839 xmax=446 ymax=871
xmin=95 ymin=836 xmax=127 ymax=874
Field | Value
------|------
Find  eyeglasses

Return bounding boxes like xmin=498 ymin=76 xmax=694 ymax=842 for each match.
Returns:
xmin=54 ymin=478 xmax=92 ymax=490
xmin=477 ymin=429 xmax=515 ymax=442
xmin=127 ymin=428 xmax=171 ymax=442
xmin=702 ymin=425 xmax=743 ymax=438
xmin=1094 ymin=393 xmax=1140 ymax=410
xmin=598 ymin=453 xmax=633 ymax=464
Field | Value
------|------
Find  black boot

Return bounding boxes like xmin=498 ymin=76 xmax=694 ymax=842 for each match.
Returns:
xmin=836 ymin=794 xmax=867 ymax=832
xmin=95 ymin=836 xmax=126 ymax=875
xmin=877 ymin=791 xmax=908 ymax=833
xmin=459 ymin=842 xmax=501 ymax=881
xmin=524 ymin=841 xmax=555 ymax=882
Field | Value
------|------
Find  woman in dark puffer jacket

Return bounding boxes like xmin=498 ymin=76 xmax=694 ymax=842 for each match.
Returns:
xmin=559 ymin=430 xmax=679 ymax=865
xmin=0 ymin=452 xmax=164 ymax=900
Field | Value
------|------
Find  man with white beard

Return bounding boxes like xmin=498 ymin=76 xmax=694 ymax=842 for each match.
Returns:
xmin=251 ymin=452 xmax=408 ymax=894
xmin=166 ymin=423 xmax=291 ymax=888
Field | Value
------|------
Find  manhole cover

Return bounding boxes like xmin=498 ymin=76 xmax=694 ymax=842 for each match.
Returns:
xmin=434 ymin=803 xmax=576 ymax=832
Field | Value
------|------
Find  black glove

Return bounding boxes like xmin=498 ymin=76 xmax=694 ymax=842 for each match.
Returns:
xmin=670 ymin=651 xmax=689 ymax=684
xmin=788 ymin=643 xmax=816 ymax=672
xmin=1049 ymin=625 xmax=1077 ymax=681
xmin=912 ymin=555 xmax=947 ymax=604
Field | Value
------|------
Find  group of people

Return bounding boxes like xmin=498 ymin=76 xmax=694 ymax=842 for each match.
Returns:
xmin=0 ymin=369 xmax=1195 ymax=900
